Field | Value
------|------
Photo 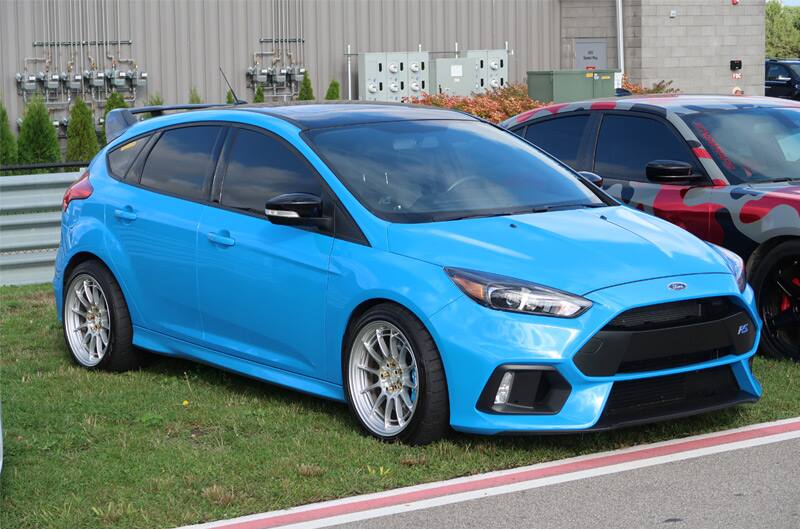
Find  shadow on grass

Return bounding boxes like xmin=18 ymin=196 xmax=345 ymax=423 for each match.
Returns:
xmin=133 ymin=346 xmax=747 ymax=455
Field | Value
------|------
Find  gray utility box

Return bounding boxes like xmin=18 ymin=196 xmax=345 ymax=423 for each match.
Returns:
xmin=527 ymin=70 xmax=616 ymax=103
xmin=358 ymin=51 xmax=430 ymax=101
xmin=466 ymin=49 xmax=508 ymax=92
xmin=431 ymin=57 xmax=479 ymax=96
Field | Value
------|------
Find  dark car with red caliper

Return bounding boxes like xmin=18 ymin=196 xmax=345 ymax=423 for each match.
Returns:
xmin=503 ymin=95 xmax=800 ymax=360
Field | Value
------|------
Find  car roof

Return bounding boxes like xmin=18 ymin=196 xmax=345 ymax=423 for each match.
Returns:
xmin=230 ymin=102 xmax=478 ymax=130
xmin=505 ymin=94 xmax=800 ymax=127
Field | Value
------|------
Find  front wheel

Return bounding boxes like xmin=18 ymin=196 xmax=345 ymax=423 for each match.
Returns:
xmin=344 ymin=303 xmax=449 ymax=445
xmin=750 ymin=240 xmax=800 ymax=361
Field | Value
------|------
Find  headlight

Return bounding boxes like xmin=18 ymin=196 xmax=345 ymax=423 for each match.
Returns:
xmin=445 ymin=268 xmax=592 ymax=318
xmin=707 ymin=242 xmax=746 ymax=292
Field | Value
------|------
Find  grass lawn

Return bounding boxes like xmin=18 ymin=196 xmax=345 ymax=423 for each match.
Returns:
xmin=2 ymin=284 xmax=799 ymax=529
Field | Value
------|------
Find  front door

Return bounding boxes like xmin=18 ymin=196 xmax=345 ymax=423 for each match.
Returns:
xmin=593 ymin=112 xmax=713 ymax=241
xmin=196 ymin=126 xmax=333 ymax=378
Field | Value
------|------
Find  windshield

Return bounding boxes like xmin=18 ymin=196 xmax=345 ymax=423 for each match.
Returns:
xmin=682 ymin=107 xmax=800 ymax=184
xmin=305 ymin=120 xmax=607 ymax=223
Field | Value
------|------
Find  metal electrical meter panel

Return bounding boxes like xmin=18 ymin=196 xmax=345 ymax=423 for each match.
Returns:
xmin=358 ymin=52 xmax=387 ymax=101
xmin=432 ymin=57 xmax=479 ymax=96
xmin=384 ymin=52 xmax=407 ymax=102
xmin=406 ymin=52 xmax=430 ymax=98
xmin=467 ymin=49 xmax=509 ymax=92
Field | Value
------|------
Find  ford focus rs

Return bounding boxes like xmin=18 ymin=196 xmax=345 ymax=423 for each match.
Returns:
xmin=55 ymin=102 xmax=761 ymax=444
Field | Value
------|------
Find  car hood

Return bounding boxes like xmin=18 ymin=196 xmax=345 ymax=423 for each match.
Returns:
xmin=387 ymin=206 xmax=729 ymax=295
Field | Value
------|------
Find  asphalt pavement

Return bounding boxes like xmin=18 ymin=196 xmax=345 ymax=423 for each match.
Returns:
xmin=331 ymin=437 xmax=800 ymax=529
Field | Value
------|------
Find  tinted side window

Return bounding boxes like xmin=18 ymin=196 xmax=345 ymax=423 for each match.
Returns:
xmin=594 ymin=115 xmax=696 ymax=183
xmin=220 ymin=129 xmax=321 ymax=214
xmin=766 ymin=64 xmax=790 ymax=81
xmin=524 ymin=115 xmax=589 ymax=167
xmin=140 ymin=126 xmax=223 ymax=200
xmin=107 ymin=135 xmax=150 ymax=179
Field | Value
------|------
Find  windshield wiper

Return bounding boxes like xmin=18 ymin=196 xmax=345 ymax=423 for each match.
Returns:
xmin=527 ymin=203 xmax=607 ymax=213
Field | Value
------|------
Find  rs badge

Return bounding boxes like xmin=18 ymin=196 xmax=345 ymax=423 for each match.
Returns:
xmin=737 ymin=323 xmax=749 ymax=335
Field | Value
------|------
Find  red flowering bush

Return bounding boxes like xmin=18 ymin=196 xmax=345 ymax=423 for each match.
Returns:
xmin=621 ymin=74 xmax=679 ymax=95
xmin=408 ymin=84 xmax=547 ymax=123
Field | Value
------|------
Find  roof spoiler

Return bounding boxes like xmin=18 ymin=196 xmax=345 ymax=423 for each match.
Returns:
xmin=104 ymin=103 xmax=229 ymax=143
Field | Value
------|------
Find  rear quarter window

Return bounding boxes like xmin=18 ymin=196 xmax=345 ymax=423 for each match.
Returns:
xmin=107 ymin=135 xmax=150 ymax=179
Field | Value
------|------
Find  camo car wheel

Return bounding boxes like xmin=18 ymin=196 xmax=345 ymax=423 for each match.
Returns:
xmin=751 ymin=240 xmax=800 ymax=361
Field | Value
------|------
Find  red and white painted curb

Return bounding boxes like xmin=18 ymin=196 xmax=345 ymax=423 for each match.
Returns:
xmin=180 ymin=417 xmax=800 ymax=529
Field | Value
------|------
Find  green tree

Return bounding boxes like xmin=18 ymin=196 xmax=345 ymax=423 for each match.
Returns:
xmin=102 ymin=91 xmax=128 ymax=142
xmin=189 ymin=87 xmax=203 ymax=104
xmin=142 ymin=93 xmax=164 ymax=119
xmin=0 ymin=101 xmax=18 ymax=174
xmin=298 ymin=72 xmax=314 ymax=101
xmin=17 ymin=97 xmax=60 ymax=171
xmin=65 ymin=98 xmax=99 ymax=162
xmin=766 ymin=0 xmax=800 ymax=58
xmin=253 ymin=85 xmax=265 ymax=103
xmin=324 ymin=79 xmax=340 ymax=100
xmin=226 ymin=89 xmax=235 ymax=104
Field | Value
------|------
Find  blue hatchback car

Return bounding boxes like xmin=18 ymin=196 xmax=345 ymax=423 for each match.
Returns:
xmin=55 ymin=103 xmax=762 ymax=444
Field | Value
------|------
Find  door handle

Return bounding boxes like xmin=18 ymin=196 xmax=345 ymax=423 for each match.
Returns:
xmin=114 ymin=208 xmax=137 ymax=221
xmin=207 ymin=231 xmax=235 ymax=247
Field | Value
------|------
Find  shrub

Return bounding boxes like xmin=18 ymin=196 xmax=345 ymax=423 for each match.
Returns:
xmin=226 ymin=89 xmax=235 ymax=104
xmin=324 ymin=80 xmax=340 ymax=100
xmin=102 ymin=91 xmax=128 ymax=142
xmin=17 ymin=97 xmax=60 ymax=171
xmin=189 ymin=87 xmax=202 ymax=104
xmin=65 ymin=98 xmax=99 ymax=162
xmin=298 ymin=72 xmax=314 ymax=101
xmin=0 ymin=101 xmax=18 ymax=173
xmin=409 ymin=84 xmax=546 ymax=124
xmin=142 ymin=93 xmax=164 ymax=119
xmin=253 ymin=85 xmax=265 ymax=103
xmin=621 ymin=74 xmax=679 ymax=95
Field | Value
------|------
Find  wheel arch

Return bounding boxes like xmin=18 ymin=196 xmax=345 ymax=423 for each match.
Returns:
xmin=746 ymin=235 xmax=800 ymax=278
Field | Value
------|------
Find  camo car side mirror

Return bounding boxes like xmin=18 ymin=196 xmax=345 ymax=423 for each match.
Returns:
xmin=646 ymin=160 xmax=705 ymax=184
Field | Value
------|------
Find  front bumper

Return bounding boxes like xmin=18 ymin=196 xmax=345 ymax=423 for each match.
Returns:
xmin=430 ymin=273 xmax=762 ymax=435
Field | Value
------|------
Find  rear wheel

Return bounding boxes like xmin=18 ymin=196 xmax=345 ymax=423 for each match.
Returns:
xmin=63 ymin=260 xmax=142 ymax=371
xmin=751 ymin=240 xmax=800 ymax=361
xmin=344 ymin=303 xmax=449 ymax=445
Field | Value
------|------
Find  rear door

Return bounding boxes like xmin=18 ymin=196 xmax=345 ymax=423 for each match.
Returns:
xmin=195 ymin=126 xmax=334 ymax=378
xmin=519 ymin=113 xmax=595 ymax=170
xmin=105 ymin=124 xmax=226 ymax=341
xmin=592 ymin=112 xmax=714 ymax=240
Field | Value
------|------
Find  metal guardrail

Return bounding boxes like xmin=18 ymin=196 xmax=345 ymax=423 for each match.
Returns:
xmin=0 ymin=172 xmax=80 ymax=286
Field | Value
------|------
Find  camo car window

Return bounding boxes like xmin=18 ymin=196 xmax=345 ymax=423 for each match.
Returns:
xmin=524 ymin=115 xmax=589 ymax=168
xmin=594 ymin=115 xmax=697 ymax=183
xmin=683 ymin=107 xmax=800 ymax=183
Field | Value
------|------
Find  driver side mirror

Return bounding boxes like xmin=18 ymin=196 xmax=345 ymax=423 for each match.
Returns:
xmin=265 ymin=193 xmax=332 ymax=230
xmin=577 ymin=171 xmax=604 ymax=188
xmin=646 ymin=160 xmax=705 ymax=184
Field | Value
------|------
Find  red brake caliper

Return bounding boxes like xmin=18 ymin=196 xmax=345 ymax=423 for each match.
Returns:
xmin=783 ymin=277 xmax=800 ymax=312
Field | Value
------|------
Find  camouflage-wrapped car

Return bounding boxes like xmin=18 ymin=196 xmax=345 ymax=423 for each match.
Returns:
xmin=504 ymin=95 xmax=800 ymax=360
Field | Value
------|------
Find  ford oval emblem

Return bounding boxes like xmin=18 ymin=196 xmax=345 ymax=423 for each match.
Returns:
xmin=668 ymin=282 xmax=687 ymax=291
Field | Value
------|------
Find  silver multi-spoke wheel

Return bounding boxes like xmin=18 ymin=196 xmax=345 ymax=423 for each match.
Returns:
xmin=64 ymin=274 xmax=111 ymax=367
xmin=348 ymin=321 xmax=419 ymax=437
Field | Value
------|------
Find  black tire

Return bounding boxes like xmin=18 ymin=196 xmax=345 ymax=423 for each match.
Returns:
xmin=343 ymin=303 xmax=450 ymax=445
xmin=62 ymin=260 xmax=142 ymax=371
xmin=749 ymin=240 xmax=800 ymax=361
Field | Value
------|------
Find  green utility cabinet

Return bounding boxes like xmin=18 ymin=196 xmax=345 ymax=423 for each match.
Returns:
xmin=526 ymin=70 xmax=616 ymax=103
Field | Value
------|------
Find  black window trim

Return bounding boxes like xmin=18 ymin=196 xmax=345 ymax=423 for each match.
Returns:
xmin=592 ymin=110 xmax=712 ymax=186
xmin=212 ymin=122 xmax=370 ymax=246
xmin=105 ymin=132 xmax=156 ymax=181
xmin=111 ymin=120 xmax=370 ymax=247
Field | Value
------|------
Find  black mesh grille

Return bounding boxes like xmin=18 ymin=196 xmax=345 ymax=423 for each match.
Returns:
xmin=596 ymin=365 xmax=743 ymax=427
xmin=607 ymin=297 xmax=738 ymax=331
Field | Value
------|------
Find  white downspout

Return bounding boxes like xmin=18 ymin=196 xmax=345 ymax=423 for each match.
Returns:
xmin=616 ymin=0 xmax=625 ymax=75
